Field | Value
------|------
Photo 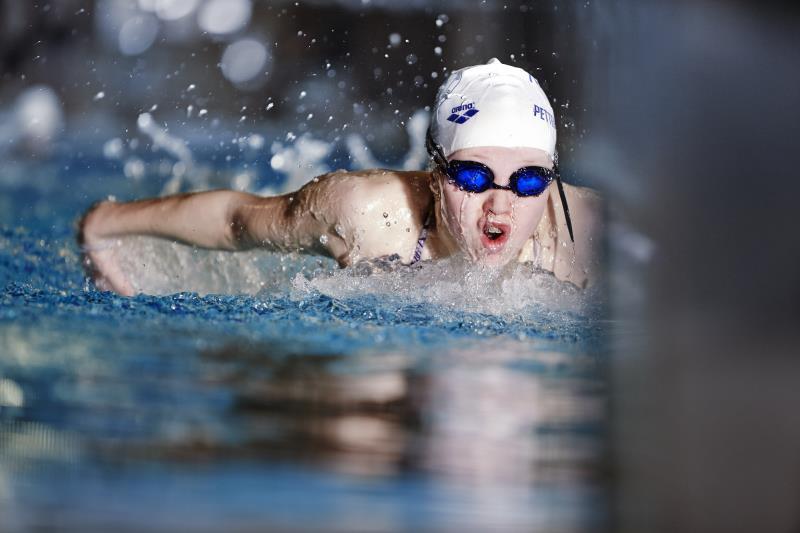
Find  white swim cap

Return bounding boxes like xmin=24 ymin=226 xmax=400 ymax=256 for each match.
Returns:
xmin=431 ymin=58 xmax=557 ymax=160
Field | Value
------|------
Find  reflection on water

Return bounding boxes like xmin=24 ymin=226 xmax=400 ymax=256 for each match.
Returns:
xmin=0 ymin=318 xmax=606 ymax=531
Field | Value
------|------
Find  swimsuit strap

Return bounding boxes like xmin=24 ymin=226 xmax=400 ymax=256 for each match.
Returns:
xmin=410 ymin=208 xmax=434 ymax=265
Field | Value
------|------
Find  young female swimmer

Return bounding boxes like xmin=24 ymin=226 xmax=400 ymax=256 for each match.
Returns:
xmin=79 ymin=59 xmax=603 ymax=295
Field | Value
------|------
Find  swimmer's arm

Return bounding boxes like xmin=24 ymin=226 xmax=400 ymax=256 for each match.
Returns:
xmin=80 ymin=190 xmax=298 ymax=251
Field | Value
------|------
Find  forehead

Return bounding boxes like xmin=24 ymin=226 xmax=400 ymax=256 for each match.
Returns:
xmin=448 ymin=146 xmax=553 ymax=169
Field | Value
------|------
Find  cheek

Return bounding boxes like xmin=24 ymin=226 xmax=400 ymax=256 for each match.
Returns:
xmin=511 ymin=196 xmax=548 ymax=233
xmin=440 ymin=185 xmax=470 ymax=226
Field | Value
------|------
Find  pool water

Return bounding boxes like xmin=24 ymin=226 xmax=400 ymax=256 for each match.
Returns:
xmin=0 ymin=149 xmax=608 ymax=531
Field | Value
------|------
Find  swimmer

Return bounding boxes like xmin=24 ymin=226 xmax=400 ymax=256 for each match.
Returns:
xmin=79 ymin=59 xmax=603 ymax=296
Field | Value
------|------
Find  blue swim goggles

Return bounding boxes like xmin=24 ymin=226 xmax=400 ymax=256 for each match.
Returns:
xmin=426 ymin=128 xmax=574 ymax=242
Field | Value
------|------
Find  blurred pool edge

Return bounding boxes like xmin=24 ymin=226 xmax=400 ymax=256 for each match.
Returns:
xmin=580 ymin=2 xmax=800 ymax=532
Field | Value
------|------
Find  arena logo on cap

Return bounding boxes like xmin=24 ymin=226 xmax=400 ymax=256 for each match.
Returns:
xmin=533 ymin=105 xmax=556 ymax=128
xmin=447 ymin=102 xmax=479 ymax=124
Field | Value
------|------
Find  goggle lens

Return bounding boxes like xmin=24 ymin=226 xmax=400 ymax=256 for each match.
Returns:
xmin=446 ymin=161 xmax=553 ymax=197
xmin=447 ymin=162 xmax=493 ymax=193
xmin=510 ymin=168 xmax=553 ymax=197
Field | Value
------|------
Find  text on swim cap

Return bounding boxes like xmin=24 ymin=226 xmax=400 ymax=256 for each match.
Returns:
xmin=451 ymin=102 xmax=475 ymax=114
xmin=446 ymin=102 xmax=479 ymax=124
xmin=533 ymin=105 xmax=556 ymax=128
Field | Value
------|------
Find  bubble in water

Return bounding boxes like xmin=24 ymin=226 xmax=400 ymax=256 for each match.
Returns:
xmin=232 ymin=171 xmax=252 ymax=191
xmin=154 ymin=0 xmax=200 ymax=21
xmin=270 ymin=154 xmax=285 ymax=170
xmin=123 ymin=157 xmax=145 ymax=180
xmin=14 ymin=85 xmax=64 ymax=149
xmin=137 ymin=112 xmax=153 ymax=129
xmin=0 ymin=379 xmax=24 ymax=408
xmin=220 ymin=38 xmax=270 ymax=85
xmin=247 ymin=133 xmax=265 ymax=150
xmin=103 ymin=138 xmax=124 ymax=159
xmin=198 ymin=0 xmax=252 ymax=35
xmin=118 ymin=14 xmax=158 ymax=56
xmin=319 ymin=235 xmax=329 ymax=245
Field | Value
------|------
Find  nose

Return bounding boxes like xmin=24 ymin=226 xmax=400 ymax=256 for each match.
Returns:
xmin=482 ymin=187 xmax=513 ymax=215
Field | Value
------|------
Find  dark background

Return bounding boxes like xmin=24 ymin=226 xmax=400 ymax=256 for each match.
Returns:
xmin=0 ymin=0 xmax=589 ymax=163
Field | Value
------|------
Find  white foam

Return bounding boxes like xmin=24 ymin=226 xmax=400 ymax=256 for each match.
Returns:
xmin=112 ymin=236 xmax=329 ymax=296
xmin=110 ymin=236 xmax=592 ymax=317
xmin=293 ymin=256 xmax=591 ymax=316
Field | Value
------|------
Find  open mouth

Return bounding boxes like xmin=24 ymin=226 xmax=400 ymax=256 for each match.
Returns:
xmin=480 ymin=221 xmax=510 ymax=251
xmin=486 ymin=226 xmax=504 ymax=241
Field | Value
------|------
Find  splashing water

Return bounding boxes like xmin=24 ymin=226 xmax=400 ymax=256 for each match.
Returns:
xmin=346 ymin=108 xmax=430 ymax=171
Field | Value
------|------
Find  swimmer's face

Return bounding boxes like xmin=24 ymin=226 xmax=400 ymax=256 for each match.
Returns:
xmin=437 ymin=146 xmax=552 ymax=266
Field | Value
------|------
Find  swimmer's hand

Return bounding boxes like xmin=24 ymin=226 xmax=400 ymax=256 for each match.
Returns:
xmin=78 ymin=201 xmax=136 ymax=296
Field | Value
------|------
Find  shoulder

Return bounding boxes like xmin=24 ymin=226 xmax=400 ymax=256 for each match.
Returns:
xmin=565 ymin=183 xmax=603 ymax=208
xmin=528 ymin=183 xmax=604 ymax=288
xmin=561 ymin=183 xmax=604 ymax=287
xmin=295 ymin=169 xmax=434 ymax=264
xmin=564 ymin=183 xmax=604 ymax=235
xmin=303 ymin=168 xmax=430 ymax=200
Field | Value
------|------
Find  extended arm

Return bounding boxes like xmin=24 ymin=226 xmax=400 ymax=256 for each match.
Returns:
xmin=78 ymin=188 xmax=330 ymax=295
xmin=79 ymin=190 xmax=288 ymax=251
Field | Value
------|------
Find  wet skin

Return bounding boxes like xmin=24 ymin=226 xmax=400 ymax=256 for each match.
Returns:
xmin=436 ymin=146 xmax=553 ymax=266
xmin=79 ymin=147 xmax=602 ymax=295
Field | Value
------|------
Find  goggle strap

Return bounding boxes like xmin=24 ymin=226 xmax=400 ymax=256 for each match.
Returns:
xmin=425 ymin=128 xmax=449 ymax=170
xmin=554 ymin=170 xmax=575 ymax=243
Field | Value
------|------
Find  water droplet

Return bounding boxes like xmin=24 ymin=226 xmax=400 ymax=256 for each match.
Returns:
xmin=382 ymin=212 xmax=389 ymax=218
xmin=93 ymin=91 xmax=105 ymax=101
xmin=319 ymin=234 xmax=329 ymax=245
